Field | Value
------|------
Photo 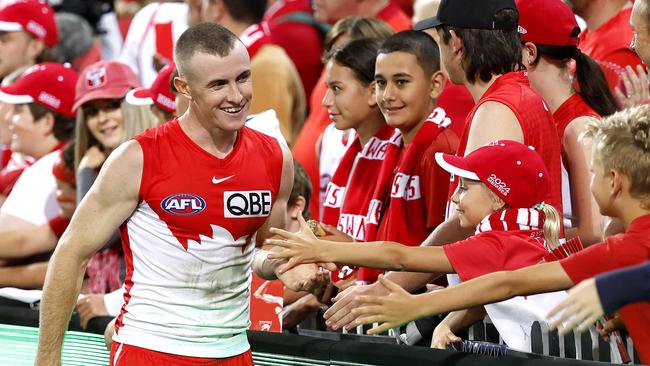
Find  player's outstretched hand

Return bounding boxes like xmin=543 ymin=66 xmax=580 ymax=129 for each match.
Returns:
xmin=277 ymin=262 xmax=331 ymax=293
xmin=350 ymin=275 xmax=420 ymax=335
xmin=267 ymin=213 xmax=332 ymax=273
xmin=547 ymin=278 xmax=604 ymax=335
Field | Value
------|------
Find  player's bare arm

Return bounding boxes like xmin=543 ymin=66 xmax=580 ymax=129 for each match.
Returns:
xmin=253 ymin=143 xmax=331 ymax=292
xmin=464 ymin=101 xmax=523 ymax=154
xmin=35 ymin=141 xmax=143 ymax=366
xmin=352 ymin=261 xmax=574 ymax=334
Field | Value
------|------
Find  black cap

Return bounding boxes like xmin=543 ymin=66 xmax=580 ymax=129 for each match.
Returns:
xmin=414 ymin=0 xmax=518 ymax=31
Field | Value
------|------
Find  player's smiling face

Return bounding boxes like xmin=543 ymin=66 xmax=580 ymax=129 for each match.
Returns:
xmin=185 ymin=43 xmax=252 ymax=132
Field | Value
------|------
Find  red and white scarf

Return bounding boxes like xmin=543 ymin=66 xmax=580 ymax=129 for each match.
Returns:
xmin=475 ymin=207 xmax=550 ymax=250
xmin=321 ymin=124 xmax=394 ymax=240
xmin=359 ymin=108 xmax=451 ymax=281
xmin=240 ymin=22 xmax=274 ymax=59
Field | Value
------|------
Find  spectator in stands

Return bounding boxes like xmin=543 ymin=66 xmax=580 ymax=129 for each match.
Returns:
xmin=51 ymin=13 xmax=98 ymax=72
xmin=72 ymin=60 xmax=149 ymax=295
xmin=293 ymin=17 xmax=394 ymax=222
xmin=548 ymin=261 xmax=650 ymax=335
xmin=320 ymin=39 xmax=391 ymax=245
xmin=617 ymin=0 xmax=650 ymax=109
xmin=268 ymin=140 xmax=565 ymax=352
xmin=324 ymin=0 xmax=562 ymax=332
xmin=348 ymin=106 xmax=650 ymax=363
xmin=0 ymin=67 xmax=31 ymax=205
xmin=126 ymin=62 xmax=177 ymax=124
xmin=568 ymin=0 xmax=643 ymax=93
xmin=0 ymin=63 xmax=77 ymax=234
xmin=0 ymin=143 xmax=76 ymax=289
xmin=264 ymin=0 xmax=325 ymax=100
xmin=0 ymin=0 xmax=59 ymax=80
xmin=202 ymin=0 xmax=306 ymax=145
xmin=120 ymin=1 xmax=188 ymax=86
xmin=313 ymin=0 xmax=412 ymax=31
xmin=518 ymin=0 xmax=617 ymax=246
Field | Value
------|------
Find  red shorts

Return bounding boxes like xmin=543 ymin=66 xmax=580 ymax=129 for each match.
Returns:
xmin=110 ymin=342 xmax=254 ymax=366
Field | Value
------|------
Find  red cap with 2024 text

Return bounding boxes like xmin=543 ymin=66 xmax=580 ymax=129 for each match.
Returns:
xmin=0 ymin=62 xmax=78 ymax=117
xmin=125 ymin=62 xmax=176 ymax=114
xmin=0 ymin=0 xmax=58 ymax=47
xmin=516 ymin=0 xmax=580 ymax=46
xmin=435 ymin=140 xmax=549 ymax=208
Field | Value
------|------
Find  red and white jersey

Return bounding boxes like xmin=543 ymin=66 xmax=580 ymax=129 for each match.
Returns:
xmin=114 ymin=119 xmax=283 ymax=358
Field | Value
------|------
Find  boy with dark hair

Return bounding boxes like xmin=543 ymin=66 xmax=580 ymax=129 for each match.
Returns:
xmin=358 ymin=30 xmax=458 ymax=282
xmin=326 ymin=0 xmax=563 ymax=332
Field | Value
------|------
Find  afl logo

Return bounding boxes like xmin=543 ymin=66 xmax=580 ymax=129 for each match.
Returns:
xmin=161 ymin=193 xmax=206 ymax=215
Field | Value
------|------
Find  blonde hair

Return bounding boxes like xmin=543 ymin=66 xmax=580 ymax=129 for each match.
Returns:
xmin=581 ymin=105 xmax=650 ymax=209
xmin=481 ymin=183 xmax=561 ymax=249
xmin=74 ymin=101 xmax=157 ymax=171
xmin=323 ymin=16 xmax=395 ymax=57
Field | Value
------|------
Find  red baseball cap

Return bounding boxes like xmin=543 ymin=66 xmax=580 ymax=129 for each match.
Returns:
xmin=73 ymin=60 xmax=141 ymax=113
xmin=0 ymin=62 xmax=78 ymax=117
xmin=0 ymin=0 xmax=58 ymax=47
xmin=516 ymin=0 xmax=580 ymax=46
xmin=435 ymin=140 xmax=549 ymax=208
xmin=125 ymin=62 xmax=176 ymax=114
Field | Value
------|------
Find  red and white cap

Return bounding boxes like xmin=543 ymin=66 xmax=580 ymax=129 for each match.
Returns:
xmin=125 ymin=62 xmax=176 ymax=113
xmin=435 ymin=140 xmax=549 ymax=208
xmin=0 ymin=62 xmax=78 ymax=117
xmin=516 ymin=0 xmax=580 ymax=47
xmin=73 ymin=60 xmax=140 ymax=112
xmin=0 ymin=0 xmax=58 ymax=47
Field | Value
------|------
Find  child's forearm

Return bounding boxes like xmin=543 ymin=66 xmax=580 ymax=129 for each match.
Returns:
xmin=321 ymin=240 xmax=450 ymax=273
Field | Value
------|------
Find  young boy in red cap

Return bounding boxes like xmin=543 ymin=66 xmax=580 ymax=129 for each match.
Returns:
xmin=344 ymin=106 xmax=650 ymax=363
xmin=267 ymin=140 xmax=564 ymax=352
xmin=0 ymin=0 xmax=59 ymax=79
xmin=0 ymin=63 xmax=77 ymax=233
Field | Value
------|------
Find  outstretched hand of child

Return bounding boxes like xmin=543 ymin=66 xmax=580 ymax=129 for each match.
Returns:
xmin=266 ymin=213 xmax=331 ymax=274
xmin=350 ymin=275 xmax=418 ymax=335
xmin=547 ymin=278 xmax=604 ymax=335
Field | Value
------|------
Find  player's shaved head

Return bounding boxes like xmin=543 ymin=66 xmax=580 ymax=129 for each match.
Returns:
xmin=174 ymin=22 xmax=240 ymax=81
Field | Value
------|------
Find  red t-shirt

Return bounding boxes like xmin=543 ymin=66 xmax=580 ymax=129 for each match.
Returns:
xmin=444 ymin=230 xmax=548 ymax=281
xmin=560 ymin=213 xmax=650 ymax=364
xmin=453 ymin=72 xmax=563 ymax=215
xmin=265 ymin=0 xmax=324 ymax=100
xmin=437 ymin=83 xmax=474 ymax=138
xmin=376 ymin=2 xmax=412 ymax=31
xmin=291 ymin=70 xmax=329 ymax=221
xmin=579 ymin=7 xmax=643 ymax=90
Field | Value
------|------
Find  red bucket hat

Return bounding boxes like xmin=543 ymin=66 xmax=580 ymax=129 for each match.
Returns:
xmin=435 ymin=140 xmax=549 ymax=208
xmin=125 ymin=62 xmax=176 ymax=114
xmin=73 ymin=60 xmax=141 ymax=113
xmin=0 ymin=62 xmax=79 ymax=117
xmin=0 ymin=0 xmax=58 ymax=47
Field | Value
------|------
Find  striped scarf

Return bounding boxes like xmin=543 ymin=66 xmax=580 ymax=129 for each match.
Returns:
xmin=475 ymin=208 xmax=546 ymax=240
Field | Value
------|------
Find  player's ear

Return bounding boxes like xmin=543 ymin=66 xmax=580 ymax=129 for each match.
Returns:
xmin=174 ymin=76 xmax=192 ymax=100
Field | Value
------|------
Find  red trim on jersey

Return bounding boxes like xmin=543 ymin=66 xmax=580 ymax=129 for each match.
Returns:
xmin=115 ymin=222 xmax=135 ymax=336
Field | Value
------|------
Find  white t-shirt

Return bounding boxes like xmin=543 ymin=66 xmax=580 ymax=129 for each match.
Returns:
xmin=0 ymin=151 xmax=59 ymax=230
xmin=119 ymin=2 xmax=189 ymax=87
